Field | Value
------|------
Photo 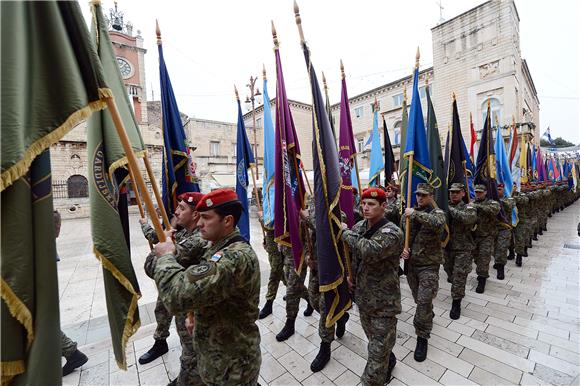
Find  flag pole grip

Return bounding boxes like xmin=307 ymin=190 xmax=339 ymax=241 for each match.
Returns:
xmin=105 ymin=97 xmax=166 ymax=243
xmin=404 ymin=153 xmax=414 ymax=249
xmin=143 ymin=156 xmax=171 ymax=230
xmin=127 ymin=162 xmax=154 ymax=250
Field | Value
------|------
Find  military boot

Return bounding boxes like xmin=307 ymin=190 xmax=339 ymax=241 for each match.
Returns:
xmin=386 ymin=352 xmax=397 ymax=383
xmin=167 ymin=379 xmax=177 ymax=386
xmin=507 ymin=248 xmax=515 ymax=260
xmin=310 ymin=342 xmax=331 ymax=372
xmin=138 ymin=339 xmax=168 ymax=364
xmin=497 ymin=264 xmax=505 ymax=280
xmin=335 ymin=312 xmax=349 ymax=338
xmin=62 ymin=349 xmax=88 ymax=376
xmin=414 ymin=337 xmax=428 ymax=362
xmin=449 ymin=299 xmax=461 ymax=320
xmin=475 ymin=276 xmax=486 ymax=294
xmin=538 ymin=228 xmax=543 ymax=235
xmin=543 ymin=225 xmax=547 ymax=231
xmin=523 ymin=247 xmax=529 ymax=257
xmin=259 ymin=299 xmax=274 ymax=319
xmin=276 ymin=318 xmax=295 ymax=341
xmin=516 ymin=254 xmax=523 ymax=267
xmin=533 ymin=231 xmax=538 ymax=241
xmin=303 ymin=301 xmax=314 ymax=317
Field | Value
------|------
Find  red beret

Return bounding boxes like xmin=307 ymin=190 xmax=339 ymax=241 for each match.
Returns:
xmin=361 ymin=188 xmax=386 ymax=202
xmin=178 ymin=192 xmax=205 ymax=206
xmin=196 ymin=188 xmax=240 ymax=212
xmin=497 ymin=183 xmax=505 ymax=188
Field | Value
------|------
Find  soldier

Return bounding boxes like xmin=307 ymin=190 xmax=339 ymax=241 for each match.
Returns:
xmin=257 ymin=211 xmax=287 ymax=319
xmin=493 ymin=184 xmax=515 ymax=280
xmin=401 ymin=183 xmax=446 ymax=362
xmin=342 ymin=188 xmax=403 ymax=385
xmin=471 ymin=184 xmax=500 ymax=293
xmin=152 ymin=189 xmax=262 ymax=385
xmin=384 ymin=183 xmax=401 ymax=225
xmin=513 ymin=186 xmax=530 ymax=267
xmin=444 ymin=183 xmax=477 ymax=319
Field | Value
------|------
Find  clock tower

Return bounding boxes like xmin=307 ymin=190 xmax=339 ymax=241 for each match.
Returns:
xmin=107 ymin=2 xmax=147 ymax=124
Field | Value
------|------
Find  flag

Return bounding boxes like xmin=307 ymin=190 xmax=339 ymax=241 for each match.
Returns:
xmin=398 ymin=90 xmax=409 ymax=178
xmin=403 ymin=66 xmax=437 ymax=207
xmin=262 ymin=76 xmax=275 ymax=228
xmin=508 ymin=122 xmax=521 ymax=191
xmin=572 ymin=160 xmax=578 ymax=192
xmin=158 ymin=26 xmax=199 ymax=218
xmin=323 ymin=73 xmax=337 ymax=141
xmin=302 ymin=42 xmax=351 ymax=328
xmin=338 ymin=69 xmax=357 ymax=228
xmin=526 ymin=143 xmax=533 ymax=182
xmin=273 ymin=35 xmax=306 ymax=272
xmin=87 ymin=2 xmax=145 ymax=369
xmin=1 ymin=2 xmax=110 ymax=384
xmin=547 ymin=156 xmax=556 ymax=182
xmin=556 ymin=157 xmax=562 ymax=181
xmin=462 ymin=135 xmax=476 ymax=199
xmin=536 ymin=145 xmax=546 ymax=182
xmin=234 ymin=95 xmax=255 ymax=241
xmin=426 ymin=83 xmax=447 ymax=212
xmin=542 ymin=127 xmax=555 ymax=145
xmin=519 ymin=135 xmax=528 ymax=184
xmin=368 ymin=104 xmax=384 ymax=186
xmin=383 ymin=117 xmax=396 ymax=185
xmin=494 ymin=125 xmax=517 ymax=225
xmin=446 ymin=98 xmax=468 ymax=202
xmin=531 ymin=144 xmax=537 ymax=181
xmin=469 ymin=112 xmax=477 ymax=162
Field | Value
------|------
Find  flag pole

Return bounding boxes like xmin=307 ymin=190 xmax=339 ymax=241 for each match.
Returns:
xmin=105 ymin=97 xmax=166 ymax=242
xmin=342 ymin=60 xmax=363 ymax=196
xmin=143 ymin=155 xmax=171 ymax=229
xmin=126 ymin=161 xmax=154 ymax=250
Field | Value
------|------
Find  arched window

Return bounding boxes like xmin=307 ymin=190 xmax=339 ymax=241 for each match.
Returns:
xmin=481 ymin=98 xmax=502 ymax=129
xmin=393 ymin=121 xmax=402 ymax=145
xmin=67 ymin=175 xmax=88 ymax=198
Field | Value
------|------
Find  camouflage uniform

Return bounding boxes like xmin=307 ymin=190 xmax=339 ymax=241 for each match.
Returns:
xmin=494 ymin=197 xmax=515 ymax=266
xmin=403 ymin=204 xmax=446 ymax=339
xmin=61 ymin=330 xmax=77 ymax=359
xmin=384 ymin=196 xmax=401 ymax=225
xmin=342 ymin=218 xmax=403 ymax=385
xmin=153 ymin=229 xmax=261 ymax=386
xmin=512 ymin=192 xmax=529 ymax=255
xmin=444 ymin=200 xmax=477 ymax=300
xmin=471 ymin=198 xmax=500 ymax=278
xmin=282 ymin=243 xmax=309 ymax=319
xmin=259 ymin=218 xmax=287 ymax=301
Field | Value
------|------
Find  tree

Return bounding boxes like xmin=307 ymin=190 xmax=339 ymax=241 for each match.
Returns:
xmin=540 ymin=137 xmax=575 ymax=148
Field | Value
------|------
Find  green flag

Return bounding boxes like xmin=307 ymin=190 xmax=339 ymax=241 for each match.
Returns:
xmin=425 ymin=83 xmax=448 ymax=212
xmin=1 ymin=2 xmax=109 ymax=384
xmin=88 ymin=1 xmax=145 ymax=369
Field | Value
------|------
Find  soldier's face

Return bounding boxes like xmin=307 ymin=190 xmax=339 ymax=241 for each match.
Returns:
xmin=449 ymin=190 xmax=464 ymax=204
xmin=361 ymin=198 xmax=386 ymax=220
xmin=475 ymin=191 xmax=487 ymax=200
xmin=175 ymin=201 xmax=196 ymax=229
xmin=498 ymin=186 xmax=505 ymax=198
xmin=386 ymin=188 xmax=396 ymax=198
xmin=198 ymin=210 xmax=233 ymax=242
xmin=416 ymin=193 xmax=432 ymax=207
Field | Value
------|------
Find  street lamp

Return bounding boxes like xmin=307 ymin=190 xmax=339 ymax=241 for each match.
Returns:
xmin=245 ymin=75 xmax=262 ymax=176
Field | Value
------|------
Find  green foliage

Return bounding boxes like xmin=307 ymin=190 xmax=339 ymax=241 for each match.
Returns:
xmin=540 ymin=137 xmax=575 ymax=148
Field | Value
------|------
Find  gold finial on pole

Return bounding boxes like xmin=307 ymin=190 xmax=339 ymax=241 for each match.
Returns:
xmin=263 ymin=64 xmax=267 ymax=80
xmin=340 ymin=59 xmax=345 ymax=80
xmin=234 ymin=85 xmax=239 ymax=101
xmin=294 ymin=1 xmax=305 ymax=43
xmin=322 ymin=71 xmax=328 ymax=92
xmin=403 ymin=83 xmax=408 ymax=103
xmin=487 ymin=98 xmax=491 ymax=110
xmin=271 ymin=20 xmax=279 ymax=49
xmin=415 ymin=46 xmax=420 ymax=69
xmin=156 ymin=19 xmax=162 ymax=45
xmin=91 ymin=0 xmax=102 ymax=6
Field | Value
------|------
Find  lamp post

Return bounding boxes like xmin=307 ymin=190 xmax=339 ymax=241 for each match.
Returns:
xmin=245 ymin=75 xmax=262 ymax=177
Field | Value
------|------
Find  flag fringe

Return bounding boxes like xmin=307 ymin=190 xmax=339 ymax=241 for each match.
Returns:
xmin=0 ymin=88 xmax=113 ymax=192
xmin=1 ymin=360 xmax=25 ymax=385
xmin=108 ymin=150 xmax=147 ymax=183
xmin=1 ymin=278 xmax=34 ymax=350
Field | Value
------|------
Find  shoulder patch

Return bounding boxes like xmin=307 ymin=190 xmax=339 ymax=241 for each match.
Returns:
xmin=187 ymin=261 xmax=216 ymax=283
xmin=210 ymin=252 xmax=223 ymax=262
xmin=435 ymin=209 xmax=445 ymax=214
xmin=466 ymin=205 xmax=474 ymax=209
xmin=381 ymin=227 xmax=391 ymax=234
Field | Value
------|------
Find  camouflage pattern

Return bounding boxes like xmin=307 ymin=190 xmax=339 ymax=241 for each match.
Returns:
xmin=281 ymin=246 xmax=309 ymax=319
xmin=513 ymin=192 xmax=529 ymax=255
xmin=494 ymin=197 xmax=515 ymax=266
xmin=262 ymin=225 xmax=287 ymax=301
xmin=472 ymin=198 xmax=500 ymax=278
xmin=175 ymin=313 xmax=202 ymax=386
xmin=384 ymin=196 xmax=401 ymax=225
xmin=152 ymin=296 xmax=172 ymax=340
xmin=406 ymin=264 xmax=439 ymax=339
xmin=342 ymin=218 xmax=402 ymax=385
xmin=141 ymin=221 xmax=187 ymax=245
xmin=444 ymin=201 xmax=477 ymax=300
xmin=153 ymin=229 xmax=262 ymax=385
xmin=60 ymin=330 xmax=77 ymax=359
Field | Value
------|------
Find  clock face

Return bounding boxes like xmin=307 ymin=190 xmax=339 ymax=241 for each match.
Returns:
xmin=116 ymin=57 xmax=132 ymax=79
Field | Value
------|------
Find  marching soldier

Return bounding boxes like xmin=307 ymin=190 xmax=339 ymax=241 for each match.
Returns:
xmin=493 ymin=184 xmax=515 ymax=280
xmin=384 ymin=183 xmax=401 ymax=225
xmin=471 ymin=184 xmax=500 ymax=293
xmin=342 ymin=188 xmax=403 ymax=385
xmin=152 ymin=189 xmax=262 ymax=385
xmin=444 ymin=183 xmax=477 ymax=319
xmin=513 ymin=187 xmax=529 ymax=267
xmin=401 ymin=183 xmax=446 ymax=362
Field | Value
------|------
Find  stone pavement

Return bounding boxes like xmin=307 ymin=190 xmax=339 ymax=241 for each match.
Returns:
xmin=59 ymin=203 xmax=580 ymax=386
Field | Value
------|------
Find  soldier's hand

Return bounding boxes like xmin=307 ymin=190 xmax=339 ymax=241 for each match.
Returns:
xmin=155 ymin=239 xmax=176 ymax=257
xmin=163 ymin=229 xmax=176 ymax=242
xmin=257 ymin=210 xmax=263 ymax=218
xmin=400 ymin=248 xmax=410 ymax=260
xmin=404 ymin=208 xmax=414 ymax=217
xmin=341 ymin=222 xmax=348 ymax=230
xmin=347 ymin=276 xmax=355 ymax=293
xmin=139 ymin=217 xmax=147 ymax=225
xmin=186 ymin=313 xmax=195 ymax=335
xmin=300 ymin=208 xmax=309 ymax=219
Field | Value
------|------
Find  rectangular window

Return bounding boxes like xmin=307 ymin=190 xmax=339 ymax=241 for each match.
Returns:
xmin=393 ymin=93 xmax=404 ymax=107
xmin=357 ymin=137 xmax=364 ymax=153
xmin=419 ymin=86 xmax=433 ymax=98
xmin=354 ymin=106 xmax=364 ymax=118
xmin=256 ymin=117 xmax=262 ymax=128
xmin=210 ymin=141 xmax=220 ymax=156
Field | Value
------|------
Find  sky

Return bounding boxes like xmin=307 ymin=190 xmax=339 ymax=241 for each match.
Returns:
xmin=82 ymin=0 xmax=579 ymax=144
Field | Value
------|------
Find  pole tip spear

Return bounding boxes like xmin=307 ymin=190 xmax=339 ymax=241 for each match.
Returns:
xmin=340 ymin=59 xmax=345 ymax=80
xmin=155 ymin=19 xmax=162 ymax=45
xmin=271 ymin=20 xmax=279 ymax=48
xmin=234 ymin=85 xmax=240 ymax=101
xmin=263 ymin=64 xmax=267 ymax=80
xmin=415 ymin=46 xmax=420 ymax=68
xmin=294 ymin=1 xmax=305 ymax=43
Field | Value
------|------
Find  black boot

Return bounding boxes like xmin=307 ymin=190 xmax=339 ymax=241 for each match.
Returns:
xmin=475 ymin=276 xmax=486 ymax=294
xmin=533 ymin=232 xmax=538 ymax=241
xmin=516 ymin=254 xmax=523 ymax=267
xmin=523 ymin=247 xmax=529 ymax=257
xmin=538 ymin=228 xmax=543 ymax=235
xmin=414 ymin=337 xmax=428 ymax=362
xmin=303 ymin=301 xmax=314 ymax=316
xmin=276 ymin=318 xmax=295 ymax=341
xmin=259 ymin=299 xmax=274 ymax=319
xmin=398 ymin=266 xmax=405 ymax=276
xmin=138 ymin=339 xmax=168 ymax=364
xmin=543 ymin=225 xmax=547 ymax=231
xmin=492 ymin=263 xmax=500 ymax=269
xmin=497 ymin=264 xmax=505 ymax=280
xmin=336 ymin=312 xmax=349 ymax=338
xmin=283 ymin=295 xmax=287 ymax=301
xmin=310 ymin=342 xmax=331 ymax=372
xmin=62 ymin=349 xmax=88 ymax=376
xmin=449 ymin=299 xmax=461 ymax=320
xmin=386 ymin=352 xmax=397 ymax=383
xmin=507 ymin=248 xmax=515 ymax=260
xmin=167 ymin=379 xmax=177 ymax=386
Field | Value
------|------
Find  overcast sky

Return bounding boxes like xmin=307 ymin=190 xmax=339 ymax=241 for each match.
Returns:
xmin=82 ymin=0 xmax=579 ymax=144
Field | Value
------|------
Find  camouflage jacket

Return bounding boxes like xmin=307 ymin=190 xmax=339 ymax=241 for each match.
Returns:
xmin=384 ymin=196 xmax=401 ymax=225
xmin=447 ymin=201 xmax=477 ymax=251
xmin=472 ymin=198 xmax=500 ymax=237
xmin=497 ymin=197 xmax=515 ymax=230
xmin=342 ymin=218 xmax=403 ymax=317
xmin=141 ymin=222 xmax=187 ymax=244
xmin=259 ymin=217 xmax=278 ymax=255
xmin=402 ymin=204 xmax=446 ymax=266
xmin=513 ymin=192 xmax=529 ymax=219
xmin=153 ymin=229 xmax=261 ymax=385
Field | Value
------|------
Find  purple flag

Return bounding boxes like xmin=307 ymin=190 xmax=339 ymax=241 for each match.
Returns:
xmin=338 ymin=75 xmax=357 ymax=228
xmin=273 ymin=44 xmax=306 ymax=272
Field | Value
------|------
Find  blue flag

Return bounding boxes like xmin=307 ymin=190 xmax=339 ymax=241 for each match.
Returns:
xmin=158 ymin=42 xmax=199 ymax=217
xmin=462 ymin=138 xmax=476 ymax=199
xmin=368 ymin=106 xmax=384 ymax=186
xmin=403 ymin=67 xmax=436 ymax=207
xmin=235 ymin=97 xmax=255 ymax=241
xmin=531 ymin=144 xmax=537 ymax=181
xmin=262 ymin=77 xmax=275 ymax=228
xmin=494 ymin=126 xmax=516 ymax=225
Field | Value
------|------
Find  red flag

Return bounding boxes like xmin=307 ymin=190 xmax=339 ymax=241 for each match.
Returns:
xmin=469 ymin=112 xmax=477 ymax=162
xmin=508 ymin=121 xmax=519 ymax=170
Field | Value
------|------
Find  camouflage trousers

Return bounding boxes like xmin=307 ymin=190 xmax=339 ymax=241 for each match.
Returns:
xmin=153 ymin=295 xmax=172 ymax=340
xmin=406 ymin=264 xmax=439 ymax=339
xmin=282 ymin=248 xmax=308 ymax=319
xmin=526 ymin=217 xmax=537 ymax=242
xmin=360 ymin=314 xmax=397 ymax=386
xmin=514 ymin=221 xmax=527 ymax=255
xmin=494 ymin=228 xmax=512 ymax=266
xmin=61 ymin=330 xmax=77 ymax=359
xmin=265 ymin=248 xmax=287 ymax=301
xmin=307 ymin=270 xmax=335 ymax=343
xmin=443 ymin=250 xmax=473 ymax=300
xmin=473 ymin=235 xmax=494 ymax=278
xmin=175 ymin=313 xmax=202 ymax=386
